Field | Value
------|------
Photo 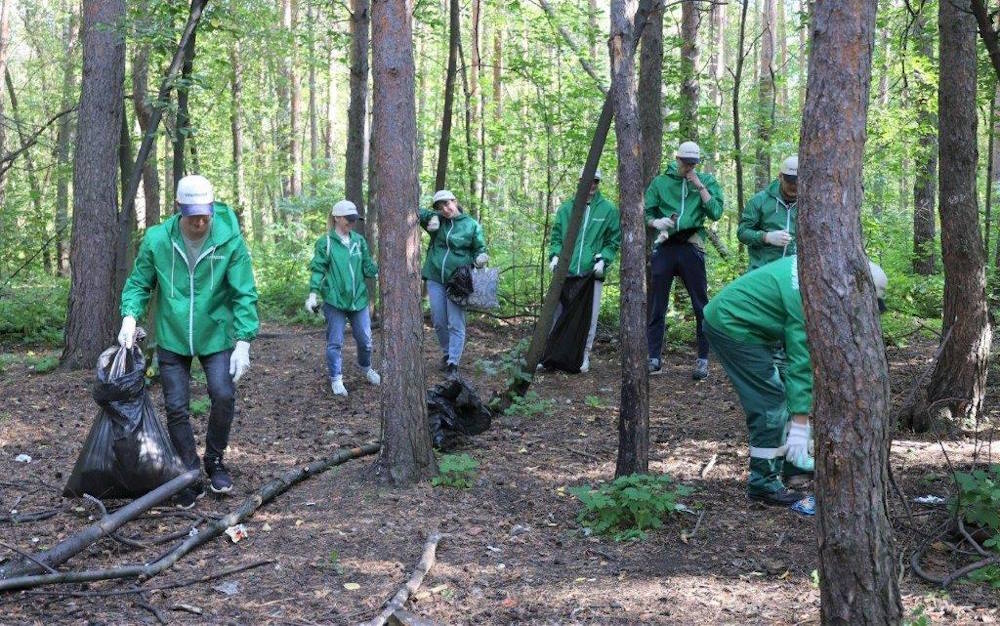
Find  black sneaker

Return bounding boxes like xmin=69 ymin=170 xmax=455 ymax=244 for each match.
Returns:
xmin=205 ymin=457 xmax=233 ymax=494
xmin=445 ymin=363 xmax=459 ymax=378
xmin=439 ymin=355 xmax=449 ymax=371
xmin=175 ymin=482 xmax=205 ymax=509
xmin=748 ymin=487 xmax=804 ymax=507
xmin=648 ymin=358 xmax=662 ymax=375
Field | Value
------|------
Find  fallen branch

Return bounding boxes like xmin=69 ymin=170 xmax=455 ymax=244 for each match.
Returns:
xmin=0 ymin=444 xmax=379 ymax=592
xmin=567 ymin=447 xmax=603 ymax=462
xmin=365 ymin=532 xmax=446 ymax=626
xmin=699 ymin=453 xmax=718 ymax=479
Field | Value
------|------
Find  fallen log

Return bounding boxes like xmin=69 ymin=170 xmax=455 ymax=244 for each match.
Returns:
xmin=365 ymin=532 xmax=446 ymax=626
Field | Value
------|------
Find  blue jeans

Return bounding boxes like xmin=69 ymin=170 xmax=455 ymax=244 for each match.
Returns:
xmin=323 ymin=303 xmax=373 ymax=379
xmin=426 ymin=279 xmax=466 ymax=365
xmin=158 ymin=347 xmax=235 ymax=471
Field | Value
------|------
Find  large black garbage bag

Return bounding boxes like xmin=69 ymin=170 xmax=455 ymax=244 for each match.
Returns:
xmin=540 ymin=273 xmax=597 ymax=373
xmin=63 ymin=343 xmax=186 ymax=500
xmin=427 ymin=378 xmax=492 ymax=450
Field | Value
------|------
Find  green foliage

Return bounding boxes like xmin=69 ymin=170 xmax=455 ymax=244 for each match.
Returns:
xmin=569 ymin=473 xmax=692 ymax=541
xmin=29 ymin=355 xmax=59 ymax=374
xmin=476 ymin=338 xmax=531 ymax=387
xmin=953 ymin=465 xmax=1000 ymax=552
xmin=967 ymin=564 xmax=1000 ymax=589
xmin=431 ymin=453 xmax=479 ymax=489
xmin=584 ymin=395 xmax=603 ymax=409
xmin=904 ymin=606 xmax=932 ymax=626
xmin=0 ymin=282 xmax=68 ymax=347
xmin=503 ymin=390 xmax=554 ymax=418
xmin=190 ymin=396 xmax=211 ymax=417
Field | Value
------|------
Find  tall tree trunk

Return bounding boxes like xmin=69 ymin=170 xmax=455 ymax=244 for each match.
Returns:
xmin=798 ymin=0 xmax=807 ymax=113
xmin=230 ymin=41 xmax=247 ymax=227
xmin=173 ymin=26 xmax=196 ymax=185
xmin=755 ymin=0 xmax=775 ymax=188
xmin=732 ymin=0 xmax=749 ymax=224
xmin=708 ymin=0 xmax=725 ymax=168
xmin=307 ymin=2 xmax=318 ymax=191
xmin=776 ymin=0 xmax=788 ymax=110
xmin=346 ymin=0 xmax=370 ymax=217
xmin=0 ymin=0 xmax=8 ymax=247
xmin=470 ymin=0 xmax=483 ymax=216
xmin=912 ymin=12 xmax=936 ymax=276
xmin=278 ymin=0 xmax=292 ymax=198
xmin=610 ymin=0 xmax=649 ymax=477
xmin=992 ymin=78 xmax=1000 ymax=288
xmin=62 ymin=0 xmax=126 ymax=370
xmin=325 ymin=40 xmax=336 ymax=163
xmin=290 ymin=0 xmax=302 ymax=197
xmin=589 ymin=0 xmax=599 ymax=61
xmin=371 ymin=0 xmax=436 ymax=485
xmin=679 ymin=0 xmax=700 ymax=140
xmin=924 ymin=0 xmax=992 ymax=427
xmin=638 ymin=0 xmax=663 ymax=187
xmin=435 ymin=0 xmax=459 ymax=190
xmin=133 ymin=41 xmax=160 ymax=227
xmin=797 ymin=0 xmax=902 ymax=620
xmin=55 ymin=0 xmax=79 ymax=275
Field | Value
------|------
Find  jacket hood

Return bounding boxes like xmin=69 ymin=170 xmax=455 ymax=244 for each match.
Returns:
xmin=664 ymin=162 xmax=682 ymax=178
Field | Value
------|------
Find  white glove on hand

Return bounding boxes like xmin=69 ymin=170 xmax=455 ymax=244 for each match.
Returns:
xmin=118 ymin=316 xmax=137 ymax=349
xmin=549 ymin=256 xmax=559 ymax=272
xmin=763 ymin=230 xmax=792 ymax=247
xmin=475 ymin=253 xmax=488 ymax=268
xmin=593 ymin=259 xmax=606 ymax=279
xmin=305 ymin=292 xmax=318 ymax=314
xmin=649 ymin=217 xmax=675 ymax=231
xmin=427 ymin=215 xmax=440 ymax=232
xmin=229 ymin=340 xmax=251 ymax=383
xmin=784 ymin=421 xmax=814 ymax=472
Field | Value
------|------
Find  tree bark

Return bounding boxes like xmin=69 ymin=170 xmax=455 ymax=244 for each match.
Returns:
xmin=797 ymin=0 xmax=903 ymax=620
xmin=610 ymin=0 xmax=649 ymax=477
xmin=371 ymin=0 xmax=436 ymax=486
xmin=62 ymin=0 xmax=127 ymax=370
xmin=307 ymin=2 xmax=318 ymax=192
xmin=732 ymin=0 xmax=749 ymax=223
xmin=55 ymin=1 xmax=79 ymax=275
xmin=133 ymin=40 xmax=160 ymax=228
xmin=0 ymin=0 xmax=8 ymax=247
xmin=912 ymin=12 xmax=936 ymax=276
xmin=434 ymin=0 xmax=460 ymax=190
xmin=470 ymin=0 xmax=484 ymax=214
xmin=173 ymin=25 xmax=196 ymax=185
xmin=708 ymin=0 xmax=725 ymax=167
xmin=925 ymin=0 xmax=992 ymax=427
xmin=755 ymin=0 xmax=775 ymax=188
xmin=679 ymin=0 xmax=700 ymax=140
xmin=638 ymin=0 xmax=662 ymax=188
xmin=230 ymin=41 xmax=247 ymax=227
xmin=346 ymin=0 xmax=370 ymax=218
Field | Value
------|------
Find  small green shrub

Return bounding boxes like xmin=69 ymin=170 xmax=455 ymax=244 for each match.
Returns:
xmin=190 ymin=397 xmax=211 ymax=417
xmin=953 ymin=464 xmax=1000 ymax=550
xmin=503 ymin=390 xmax=554 ymax=418
xmin=0 ymin=281 xmax=68 ymax=346
xmin=584 ymin=395 xmax=604 ymax=409
xmin=29 ymin=355 xmax=59 ymax=374
xmin=431 ymin=453 xmax=479 ymax=489
xmin=569 ymin=473 xmax=692 ymax=541
xmin=903 ymin=606 xmax=932 ymax=626
xmin=476 ymin=338 xmax=530 ymax=387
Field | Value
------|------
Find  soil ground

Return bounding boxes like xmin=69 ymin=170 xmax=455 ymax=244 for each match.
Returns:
xmin=0 ymin=319 xmax=998 ymax=625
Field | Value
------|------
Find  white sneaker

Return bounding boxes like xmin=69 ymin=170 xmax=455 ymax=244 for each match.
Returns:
xmin=331 ymin=377 xmax=348 ymax=396
xmin=580 ymin=353 xmax=590 ymax=373
xmin=365 ymin=368 xmax=381 ymax=386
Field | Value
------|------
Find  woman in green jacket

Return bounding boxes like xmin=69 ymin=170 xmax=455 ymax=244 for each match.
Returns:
xmin=305 ymin=200 xmax=380 ymax=397
xmin=419 ymin=189 xmax=488 ymax=376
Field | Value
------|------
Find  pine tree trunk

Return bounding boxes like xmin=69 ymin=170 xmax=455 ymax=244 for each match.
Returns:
xmin=307 ymin=3 xmax=318 ymax=192
xmin=797 ymin=0 xmax=903 ymax=620
xmin=326 ymin=40 xmax=336 ymax=163
xmin=776 ymin=0 xmax=787 ymax=110
xmin=62 ymin=0 xmax=126 ymax=370
xmin=679 ymin=0 xmax=700 ymax=140
xmin=371 ymin=0 xmax=436 ymax=486
xmin=55 ymin=2 xmax=79 ymax=275
xmin=732 ymin=0 xmax=749 ymax=221
xmin=912 ymin=13 xmax=936 ymax=276
xmin=435 ymin=0 xmax=460 ymax=190
xmin=346 ymin=0 xmax=370 ymax=216
xmin=278 ymin=0 xmax=292 ymax=198
xmin=638 ymin=0 xmax=663 ymax=188
xmin=230 ymin=41 xmax=247 ymax=227
xmin=290 ymin=0 xmax=302 ymax=197
xmin=755 ymin=0 xmax=775 ymax=188
xmin=133 ymin=41 xmax=160 ymax=227
xmin=708 ymin=1 xmax=725 ymax=167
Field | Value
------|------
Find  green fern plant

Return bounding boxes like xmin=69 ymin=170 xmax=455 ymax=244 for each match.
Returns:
xmin=570 ymin=473 xmax=692 ymax=541
xmin=431 ymin=453 xmax=479 ymax=489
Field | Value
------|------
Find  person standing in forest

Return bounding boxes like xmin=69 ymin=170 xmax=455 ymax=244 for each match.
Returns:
xmin=738 ymin=155 xmax=799 ymax=272
xmin=645 ymin=140 xmax=724 ymax=380
xmin=703 ymin=255 xmax=888 ymax=506
xmin=305 ymin=200 xmax=380 ymax=397
xmin=419 ymin=189 xmax=488 ymax=377
xmin=543 ymin=168 xmax=621 ymax=373
xmin=118 ymin=175 xmax=259 ymax=508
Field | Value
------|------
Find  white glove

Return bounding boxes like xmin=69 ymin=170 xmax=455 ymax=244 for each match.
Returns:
xmin=118 ymin=316 xmax=137 ymax=349
xmin=475 ymin=253 xmax=488 ymax=268
xmin=229 ymin=340 xmax=251 ymax=383
xmin=305 ymin=292 xmax=318 ymax=314
xmin=549 ymin=256 xmax=559 ymax=272
xmin=593 ymin=259 xmax=606 ymax=279
xmin=784 ymin=421 xmax=814 ymax=472
xmin=649 ymin=216 xmax=675 ymax=231
xmin=763 ymin=230 xmax=792 ymax=247
xmin=427 ymin=215 xmax=440 ymax=232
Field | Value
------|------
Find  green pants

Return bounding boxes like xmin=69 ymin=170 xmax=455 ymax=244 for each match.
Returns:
xmin=704 ymin=321 xmax=791 ymax=495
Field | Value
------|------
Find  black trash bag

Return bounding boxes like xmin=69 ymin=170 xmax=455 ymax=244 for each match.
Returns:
xmin=63 ymin=342 xmax=186 ymax=500
xmin=426 ymin=378 xmax=492 ymax=450
xmin=445 ymin=264 xmax=475 ymax=306
xmin=540 ymin=273 xmax=597 ymax=373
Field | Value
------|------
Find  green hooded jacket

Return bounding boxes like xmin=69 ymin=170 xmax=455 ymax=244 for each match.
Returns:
xmin=548 ymin=191 xmax=621 ymax=276
xmin=703 ymin=255 xmax=812 ymax=414
xmin=120 ymin=203 xmax=260 ymax=357
xmin=644 ymin=162 xmax=724 ymax=247
xmin=418 ymin=209 xmax=487 ymax=284
xmin=737 ymin=179 xmax=798 ymax=271
xmin=308 ymin=230 xmax=378 ymax=312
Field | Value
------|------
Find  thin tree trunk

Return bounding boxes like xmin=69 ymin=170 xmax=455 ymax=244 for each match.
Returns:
xmin=173 ymin=25 xmax=196 ymax=185
xmin=55 ymin=1 xmax=79 ymax=275
xmin=278 ymin=0 xmax=292 ymax=198
xmin=638 ymin=0 xmax=663 ymax=187
xmin=133 ymin=41 xmax=160 ymax=227
xmin=798 ymin=0 xmax=807 ymax=113
xmin=0 ymin=0 xmax=8 ymax=249
xmin=434 ymin=0 xmax=459 ymax=190
xmin=589 ymin=0 xmax=599 ymax=61
xmin=708 ymin=0 xmax=725 ymax=168
xmin=732 ymin=0 xmax=749 ymax=224
xmin=755 ymin=0 xmax=775 ymax=188
xmin=776 ymin=0 xmax=788 ymax=110
xmin=346 ymin=0 xmax=370 ymax=217
xmin=371 ymin=0 xmax=436 ymax=485
xmin=308 ymin=3 xmax=318 ymax=192
xmin=326 ymin=40 xmax=336 ymax=163
xmin=679 ymin=0 xmax=700 ymax=140
xmin=912 ymin=12 xmax=936 ymax=276
xmin=290 ymin=0 xmax=302 ymax=197
xmin=797 ymin=0 xmax=902 ymax=619
xmin=470 ymin=0 xmax=483 ymax=214
xmin=230 ymin=41 xmax=247 ymax=227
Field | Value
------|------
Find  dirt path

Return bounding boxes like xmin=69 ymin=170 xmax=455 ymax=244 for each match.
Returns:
xmin=0 ymin=321 xmax=997 ymax=624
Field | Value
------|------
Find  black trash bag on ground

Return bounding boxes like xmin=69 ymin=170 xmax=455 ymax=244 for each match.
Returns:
xmin=540 ymin=273 xmax=597 ymax=373
xmin=63 ymin=341 xmax=186 ymax=500
xmin=427 ymin=378 xmax=492 ymax=450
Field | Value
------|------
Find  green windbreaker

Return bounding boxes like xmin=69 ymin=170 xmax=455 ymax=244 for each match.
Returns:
xmin=548 ymin=191 xmax=621 ymax=276
xmin=703 ymin=255 xmax=812 ymax=414
xmin=644 ymin=162 xmax=724 ymax=247
xmin=308 ymin=230 xmax=378 ymax=312
xmin=418 ymin=209 xmax=487 ymax=283
xmin=120 ymin=203 xmax=260 ymax=357
xmin=737 ymin=179 xmax=797 ymax=271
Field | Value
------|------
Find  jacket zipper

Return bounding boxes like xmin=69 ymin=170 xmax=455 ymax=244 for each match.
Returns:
xmin=574 ymin=204 xmax=591 ymax=275
xmin=172 ymin=239 xmax=217 ymax=355
xmin=441 ymin=220 xmax=454 ymax=284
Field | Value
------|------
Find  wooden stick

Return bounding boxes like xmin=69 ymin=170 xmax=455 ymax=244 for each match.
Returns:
xmin=699 ymin=453 xmax=718 ymax=478
xmin=365 ymin=532 xmax=446 ymax=626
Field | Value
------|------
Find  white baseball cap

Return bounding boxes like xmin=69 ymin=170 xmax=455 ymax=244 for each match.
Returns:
xmin=580 ymin=167 xmax=603 ymax=182
xmin=675 ymin=141 xmax=701 ymax=163
xmin=176 ymin=175 xmax=215 ymax=217
xmin=331 ymin=200 xmax=359 ymax=217
xmin=432 ymin=189 xmax=457 ymax=205
xmin=868 ymin=260 xmax=888 ymax=300
xmin=781 ymin=155 xmax=799 ymax=178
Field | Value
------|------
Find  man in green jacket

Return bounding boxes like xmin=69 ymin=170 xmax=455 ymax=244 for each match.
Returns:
xmin=703 ymin=255 xmax=888 ymax=506
xmin=118 ymin=175 xmax=259 ymax=508
xmin=645 ymin=140 xmax=724 ymax=380
xmin=738 ymin=155 xmax=798 ymax=272
xmin=546 ymin=168 xmax=621 ymax=373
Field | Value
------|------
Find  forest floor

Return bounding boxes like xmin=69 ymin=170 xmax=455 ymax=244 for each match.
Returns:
xmin=0 ymin=319 xmax=998 ymax=625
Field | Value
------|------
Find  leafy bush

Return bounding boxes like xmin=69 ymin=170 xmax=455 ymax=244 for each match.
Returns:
xmin=953 ymin=465 xmax=1000 ymax=552
xmin=476 ymin=338 xmax=530 ymax=387
xmin=0 ymin=281 xmax=68 ymax=346
xmin=431 ymin=453 xmax=479 ymax=489
xmin=29 ymin=355 xmax=59 ymax=374
xmin=503 ymin=390 xmax=554 ymax=418
xmin=570 ymin=473 xmax=692 ymax=541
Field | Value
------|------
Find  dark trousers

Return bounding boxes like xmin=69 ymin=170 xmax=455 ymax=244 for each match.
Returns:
xmin=158 ymin=347 xmax=235 ymax=471
xmin=646 ymin=242 xmax=709 ymax=360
